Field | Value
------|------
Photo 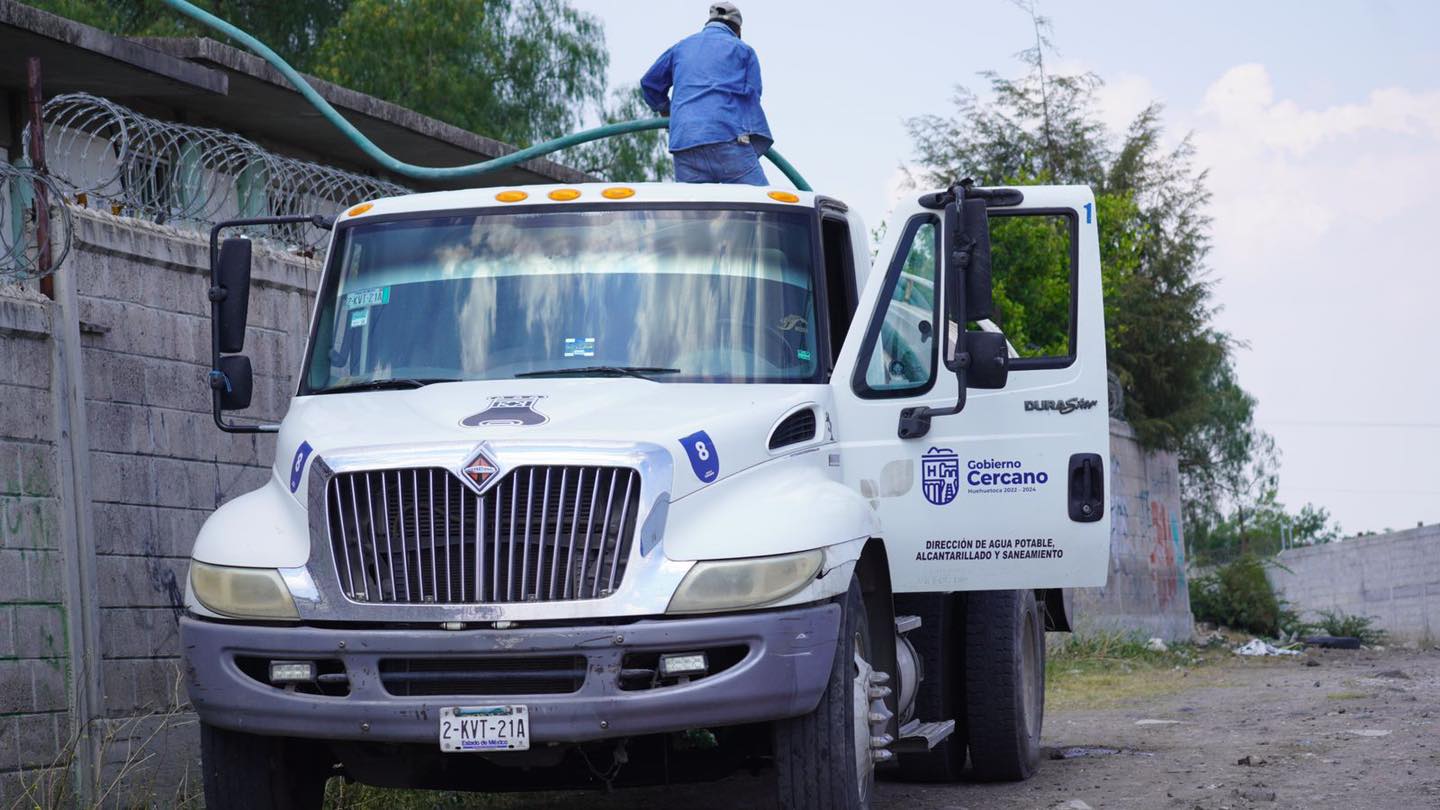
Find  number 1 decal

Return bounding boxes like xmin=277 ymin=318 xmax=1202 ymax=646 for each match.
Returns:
xmin=679 ymin=430 xmax=720 ymax=484
xmin=1083 ymin=202 xmax=1093 ymax=224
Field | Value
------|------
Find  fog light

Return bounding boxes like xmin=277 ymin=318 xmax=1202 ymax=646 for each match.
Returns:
xmin=658 ymin=652 xmax=708 ymax=678
xmin=269 ymin=661 xmax=316 ymax=683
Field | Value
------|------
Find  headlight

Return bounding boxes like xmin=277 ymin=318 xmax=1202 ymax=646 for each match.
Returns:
xmin=191 ymin=562 xmax=299 ymax=620
xmin=667 ymin=550 xmax=823 ymax=614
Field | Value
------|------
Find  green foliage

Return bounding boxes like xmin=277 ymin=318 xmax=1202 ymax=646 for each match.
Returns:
xmin=1311 ymin=609 xmax=1387 ymax=646
xmin=311 ymin=0 xmax=607 ymax=148
xmin=28 ymin=0 xmax=346 ymax=59
xmin=1188 ymin=554 xmax=1304 ymax=637
xmin=904 ymin=11 xmax=1342 ymax=553
xmin=32 ymin=0 xmax=613 ymax=154
xmin=989 ymin=210 xmax=1073 ymax=356
xmin=564 ymin=85 xmax=673 ymax=182
xmin=905 ymin=67 xmax=1233 ymax=460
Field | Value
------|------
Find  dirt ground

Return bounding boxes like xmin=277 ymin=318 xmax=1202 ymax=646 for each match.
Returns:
xmin=450 ymin=644 xmax=1440 ymax=810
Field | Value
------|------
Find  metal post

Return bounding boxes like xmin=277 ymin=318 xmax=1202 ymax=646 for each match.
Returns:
xmin=25 ymin=56 xmax=53 ymax=299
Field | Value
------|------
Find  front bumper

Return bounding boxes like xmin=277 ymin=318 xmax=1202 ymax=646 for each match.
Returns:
xmin=181 ymin=602 xmax=840 ymax=744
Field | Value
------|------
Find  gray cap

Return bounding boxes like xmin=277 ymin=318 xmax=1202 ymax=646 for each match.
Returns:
xmin=708 ymin=2 xmax=742 ymax=29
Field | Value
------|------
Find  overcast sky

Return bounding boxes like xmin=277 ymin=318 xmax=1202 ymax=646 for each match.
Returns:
xmin=570 ymin=0 xmax=1440 ymax=537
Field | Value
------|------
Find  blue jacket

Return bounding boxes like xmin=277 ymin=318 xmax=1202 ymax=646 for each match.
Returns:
xmin=641 ymin=22 xmax=773 ymax=153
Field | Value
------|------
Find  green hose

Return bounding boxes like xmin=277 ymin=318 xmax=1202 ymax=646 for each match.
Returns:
xmin=159 ymin=0 xmax=812 ymax=191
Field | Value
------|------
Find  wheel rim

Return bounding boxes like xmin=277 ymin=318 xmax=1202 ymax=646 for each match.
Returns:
xmin=851 ymin=632 xmax=877 ymax=803
xmin=1019 ymin=606 xmax=1042 ymax=740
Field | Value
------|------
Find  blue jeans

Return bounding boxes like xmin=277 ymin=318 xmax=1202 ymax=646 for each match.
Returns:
xmin=673 ymin=141 xmax=769 ymax=186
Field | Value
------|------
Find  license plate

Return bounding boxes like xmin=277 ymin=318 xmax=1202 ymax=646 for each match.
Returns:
xmin=439 ymin=705 xmax=530 ymax=752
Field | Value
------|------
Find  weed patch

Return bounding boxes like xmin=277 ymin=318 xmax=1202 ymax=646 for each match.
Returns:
xmin=1046 ymin=631 xmax=1221 ymax=710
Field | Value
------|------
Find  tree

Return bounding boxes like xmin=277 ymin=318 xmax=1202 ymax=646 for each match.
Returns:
xmin=563 ymin=85 xmax=673 ymax=182
xmin=904 ymin=5 xmax=1338 ymax=558
xmin=310 ymin=0 xmax=607 ymax=148
xmin=32 ymin=0 xmax=621 ymax=160
xmin=28 ymin=1 xmax=348 ymax=63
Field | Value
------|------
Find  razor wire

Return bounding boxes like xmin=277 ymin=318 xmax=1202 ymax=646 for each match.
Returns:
xmin=23 ymin=93 xmax=409 ymax=252
xmin=0 ymin=162 xmax=72 ymax=282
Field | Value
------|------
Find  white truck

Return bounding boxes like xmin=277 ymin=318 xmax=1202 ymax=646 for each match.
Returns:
xmin=184 ymin=178 xmax=1110 ymax=809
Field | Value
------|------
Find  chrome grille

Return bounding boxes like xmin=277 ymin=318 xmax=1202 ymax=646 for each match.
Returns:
xmin=326 ymin=465 xmax=641 ymax=604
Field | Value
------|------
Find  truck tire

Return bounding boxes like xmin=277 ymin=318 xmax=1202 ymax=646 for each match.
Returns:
xmin=200 ymin=723 xmax=329 ymax=810
xmin=892 ymin=592 xmax=967 ymax=782
xmin=773 ymin=576 xmax=883 ymax=809
xmin=963 ymin=589 xmax=1045 ymax=782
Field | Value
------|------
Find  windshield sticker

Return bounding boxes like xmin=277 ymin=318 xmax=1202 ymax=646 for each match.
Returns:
xmin=796 ymin=349 xmax=812 ymax=362
xmin=344 ymin=286 xmax=390 ymax=310
xmin=966 ymin=458 xmax=1049 ymax=495
xmin=461 ymin=395 xmax=548 ymax=427
xmin=679 ymin=430 xmax=719 ymax=484
xmin=921 ymin=447 xmax=960 ymax=505
xmin=288 ymin=441 xmax=313 ymax=493
xmin=564 ymin=337 xmax=596 ymax=358
xmin=348 ymin=310 xmax=369 ymax=328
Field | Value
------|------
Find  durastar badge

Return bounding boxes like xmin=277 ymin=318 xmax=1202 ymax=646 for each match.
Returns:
xmin=1024 ymin=397 xmax=1099 ymax=415
xmin=460 ymin=448 xmax=501 ymax=493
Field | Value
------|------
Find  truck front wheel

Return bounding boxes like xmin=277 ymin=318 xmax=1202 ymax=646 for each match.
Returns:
xmin=963 ymin=589 xmax=1045 ymax=781
xmin=200 ymin=722 xmax=330 ymax=809
xmin=773 ymin=576 xmax=887 ymax=809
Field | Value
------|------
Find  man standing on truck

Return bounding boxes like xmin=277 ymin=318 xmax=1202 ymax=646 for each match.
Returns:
xmin=642 ymin=3 xmax=773 ymax=185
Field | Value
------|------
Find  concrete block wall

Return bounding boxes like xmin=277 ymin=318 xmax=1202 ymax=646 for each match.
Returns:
xmin=1270 ymin=524 xmax=1440 ymax=644
xmin=0 ymin=284 xmax=70 ymax=802
xmin=0 ymin=208 xmax=319 ymax=805
xmin=1068 ymin=420 xmax=1194 ymax=641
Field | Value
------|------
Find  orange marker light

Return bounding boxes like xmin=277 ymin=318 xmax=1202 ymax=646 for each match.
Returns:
xmin=601 ymin=187 xmax=635 ymax=199
xmin=548 ymin=188 xmax=582 ymax=201
xmin=768 ymin=191 xmax=800 ymax=204
xmin=495 ymin=190 xmax=529 ymax=203
xmin=346 ymin=203 xmax=374 ymax=217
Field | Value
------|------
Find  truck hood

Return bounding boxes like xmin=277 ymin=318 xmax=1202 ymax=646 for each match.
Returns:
xmin=274 ymin=379 xmax=830 ymax=504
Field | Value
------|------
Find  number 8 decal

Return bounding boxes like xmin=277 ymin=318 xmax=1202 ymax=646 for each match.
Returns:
xmin=680 ymin=430 xmax=720 ymax=483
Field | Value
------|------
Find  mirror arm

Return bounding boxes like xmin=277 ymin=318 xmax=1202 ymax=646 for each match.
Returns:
xmin=207 ymin=214 xmax=323 ymax=435
xmin=897 ymin=353 xmax=970 ymax=439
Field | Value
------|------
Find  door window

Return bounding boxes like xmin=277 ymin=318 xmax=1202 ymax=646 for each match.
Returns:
xmin=853 ymin=216 xmax=940 ymax=397
xmin=986 ymin=211 xmax=1078 ymax=368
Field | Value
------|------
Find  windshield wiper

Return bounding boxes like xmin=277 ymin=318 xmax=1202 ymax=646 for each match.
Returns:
xmin=316 ymin=378 xmax=461 ymax=395
xmin=515 ymin=366 xmax=681 ymax=381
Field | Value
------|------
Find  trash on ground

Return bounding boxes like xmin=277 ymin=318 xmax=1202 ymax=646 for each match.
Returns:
xmin=1135 ymin=719 xmax=1182 ymax=726
xmin=1145 ymin=637 xmax=1169 ymax=652
xmin=1302 ymin=635 xmax=1361 ymax=650
xmin=1347 ymin=729 xmax=1391 ymax=737
xmin=1235 ymin=638 xmax=1300 ymax=656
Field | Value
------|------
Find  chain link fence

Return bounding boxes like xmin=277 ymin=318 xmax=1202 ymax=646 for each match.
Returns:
xmin=6 ymin=92 xmax=410 ymax=279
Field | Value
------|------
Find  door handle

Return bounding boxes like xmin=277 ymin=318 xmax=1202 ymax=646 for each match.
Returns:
xmin=1067 ymin=453 xmax=1104 ymax=522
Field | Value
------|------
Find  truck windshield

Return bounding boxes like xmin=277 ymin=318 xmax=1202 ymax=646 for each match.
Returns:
xmin=303 ymin=206 xmax=822 ymax=392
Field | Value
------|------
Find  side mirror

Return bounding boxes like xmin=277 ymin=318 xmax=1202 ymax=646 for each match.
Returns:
xmin=214 ymin=354 xmax=254 ymax=411
xmin=205 ymin=213 xmax=328 ymax=434
xmin=960 ymin=198 xmax=992 ymax=321
xmin=965 ymin=330 xmax=1009 ymax=389
xmin=215 ymin=237 xmax=252 ymax=353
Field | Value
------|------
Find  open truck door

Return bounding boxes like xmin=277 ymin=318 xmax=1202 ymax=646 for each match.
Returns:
xmin=832 ymin=183 xmax=1110 ymax=593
